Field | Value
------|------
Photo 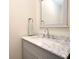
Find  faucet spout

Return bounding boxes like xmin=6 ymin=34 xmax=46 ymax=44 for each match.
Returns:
xmin=42 ymin=28 xmax=50 ymax=38
xmin=46 ymin=28 xmax=50 ymax=38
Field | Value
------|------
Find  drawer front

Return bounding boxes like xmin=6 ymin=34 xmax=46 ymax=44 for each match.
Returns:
xmin=22 ymin=40 xmax=63 ymax=59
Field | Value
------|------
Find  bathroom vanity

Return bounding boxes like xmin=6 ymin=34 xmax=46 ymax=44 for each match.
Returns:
xmin=22 ymin=36 xmax=70 ymax=59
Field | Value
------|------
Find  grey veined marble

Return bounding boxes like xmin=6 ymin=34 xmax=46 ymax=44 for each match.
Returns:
xmin=22 ymin=35 xmax=70 ymax=59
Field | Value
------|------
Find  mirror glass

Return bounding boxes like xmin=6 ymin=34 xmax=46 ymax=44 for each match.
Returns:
xmin=41 ymin=0 xmax=68 ymax=27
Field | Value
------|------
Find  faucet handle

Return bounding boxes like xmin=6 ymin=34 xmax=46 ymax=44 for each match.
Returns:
xmin=51 ymin=35 xmax=56 ymax=39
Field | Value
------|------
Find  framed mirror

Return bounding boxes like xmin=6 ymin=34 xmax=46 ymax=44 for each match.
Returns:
xmin=40 ymin=0 xmax=69 ymax=27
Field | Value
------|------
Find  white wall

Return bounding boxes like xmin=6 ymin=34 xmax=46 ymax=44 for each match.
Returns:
xmin=9 ymin=0 xmax=36 ymax=59
xmin=40 ymin=27 xmax=69 ymax=37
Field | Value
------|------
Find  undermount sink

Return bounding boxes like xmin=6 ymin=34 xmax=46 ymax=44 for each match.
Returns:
xmin=31 ymin=34 xmax=69 ymax=41
xmin=31 ymin=34 xmax=57 ymax=39
xmin=26 ymin=35 xmax=70 ymax=53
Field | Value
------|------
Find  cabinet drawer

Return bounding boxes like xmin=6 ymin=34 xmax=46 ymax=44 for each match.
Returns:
xmin=22 ymin=39 xmax=63 ymax=59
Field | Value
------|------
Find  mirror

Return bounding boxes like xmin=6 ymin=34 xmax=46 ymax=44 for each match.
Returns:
xmin=40 ymin=0 xmax=68 ymax=27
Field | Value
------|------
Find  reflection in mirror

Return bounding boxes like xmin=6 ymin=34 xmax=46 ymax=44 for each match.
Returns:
xmin=41 ymin=0 xmax=68 ymax=27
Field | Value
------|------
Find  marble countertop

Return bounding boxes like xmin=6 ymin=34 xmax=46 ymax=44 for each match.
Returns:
xmin=22 ymin=36 xmax=70 ymax=59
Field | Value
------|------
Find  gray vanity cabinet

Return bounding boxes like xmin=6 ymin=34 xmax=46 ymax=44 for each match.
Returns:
xmin=22 ymin=39 xmax=64 ymax=59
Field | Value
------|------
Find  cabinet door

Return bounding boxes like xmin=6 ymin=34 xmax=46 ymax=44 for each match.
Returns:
xmin=23 ymin=46 xmax=38 ymax=59
xmin=22 ymin=40 xmax=64 ymax=59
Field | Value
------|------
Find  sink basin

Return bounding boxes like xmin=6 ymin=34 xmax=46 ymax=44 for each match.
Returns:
xmin=28 ymin=35 xmax=70 ymax=48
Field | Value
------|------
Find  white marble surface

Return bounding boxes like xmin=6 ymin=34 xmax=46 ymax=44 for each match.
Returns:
xmin=22 ymin=36 xmax=70 ymax=59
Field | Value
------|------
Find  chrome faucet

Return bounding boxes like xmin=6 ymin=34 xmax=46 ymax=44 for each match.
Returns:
xmin=42 ymin=28 xmax=50 ymax=38
xmin=46 ymin=28 xmax=50 ymax=38
xmin=42 ymin=28 xmax=56 ymax=39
